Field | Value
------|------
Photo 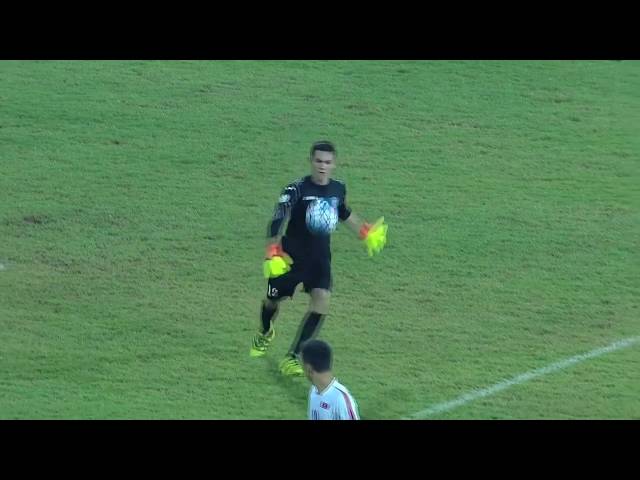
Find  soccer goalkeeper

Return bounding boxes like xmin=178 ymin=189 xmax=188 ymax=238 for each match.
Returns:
xmin=250 ymin=140 xmax=388 ymax=376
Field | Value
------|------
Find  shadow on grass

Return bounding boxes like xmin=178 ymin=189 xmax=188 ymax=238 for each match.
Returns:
xmin=264 ymin=355 xmax=309 ymax=408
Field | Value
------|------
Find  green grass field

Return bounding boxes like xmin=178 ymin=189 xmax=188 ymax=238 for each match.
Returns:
xmin=1 ymin=60 xmax=638 ymax=419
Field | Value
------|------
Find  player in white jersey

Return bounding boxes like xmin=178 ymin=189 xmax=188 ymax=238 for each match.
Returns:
xmin=301 ymin=339 xmax=360 ymax=420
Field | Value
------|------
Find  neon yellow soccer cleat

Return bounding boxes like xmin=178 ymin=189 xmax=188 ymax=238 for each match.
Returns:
xmin=249 ymin=327 xmax=275 ymax=357
xmin=279 ymin=355 xmax=304 ymax=377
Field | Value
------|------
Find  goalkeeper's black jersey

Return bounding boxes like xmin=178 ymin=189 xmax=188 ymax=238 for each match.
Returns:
xmin=268 ymin=176 xmax=351 ymax=261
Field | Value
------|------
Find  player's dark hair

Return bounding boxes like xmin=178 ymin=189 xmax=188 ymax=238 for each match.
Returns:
xmin=301 ymin=339 xmax=333 ymax=373
xmin=310 ymin=140 xmax=337 ymax=160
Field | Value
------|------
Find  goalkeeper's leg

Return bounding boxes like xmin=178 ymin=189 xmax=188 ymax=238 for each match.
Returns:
xmin=250 ymin=273 xmax=299 ymax=358
xmin=249 ymin=299 xmax=279 ymax=358
xmin=281 ymin=288 xmax=329 ymax=376
xmin=260 ymin=298 xmax=280 ymax=334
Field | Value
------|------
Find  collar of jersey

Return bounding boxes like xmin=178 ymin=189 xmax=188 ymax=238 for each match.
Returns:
xmin=314 ymin=377 xmax=337 ymax=396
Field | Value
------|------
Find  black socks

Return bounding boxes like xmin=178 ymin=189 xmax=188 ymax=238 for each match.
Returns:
xmin=288 ymin=311 xmax=326 ymax=356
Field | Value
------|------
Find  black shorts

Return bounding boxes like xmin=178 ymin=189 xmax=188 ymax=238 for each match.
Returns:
xmin=266 ymin=257 xmax=332 ymax=300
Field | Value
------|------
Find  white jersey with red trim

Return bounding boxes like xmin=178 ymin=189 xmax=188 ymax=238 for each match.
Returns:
xmin=308 ymin=378 xmax=360 ymax=420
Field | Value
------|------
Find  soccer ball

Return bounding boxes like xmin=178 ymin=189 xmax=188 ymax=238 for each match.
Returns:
xmin=306 ymin=198 xmax=338 ymax=235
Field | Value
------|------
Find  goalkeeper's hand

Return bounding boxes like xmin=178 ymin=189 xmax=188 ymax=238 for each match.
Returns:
xmin=263 ymin=244 xmax=293 ymax=278
xmin=359 ymin=217 xmax=388 ymax=257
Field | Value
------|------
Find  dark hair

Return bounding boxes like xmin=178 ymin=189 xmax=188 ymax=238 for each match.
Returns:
xmin=301 ymin=339 xmax=333 ymax=373
xmin=310 ymin=140 xmax=337 ymax=160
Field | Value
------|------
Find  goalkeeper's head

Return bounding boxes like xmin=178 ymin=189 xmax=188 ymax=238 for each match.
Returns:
xmin=309 ymin=140 xmax=337 ymax=186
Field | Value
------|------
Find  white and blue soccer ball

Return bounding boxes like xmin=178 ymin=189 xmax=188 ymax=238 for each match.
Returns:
xmin=306 ymin=198 xmax=338 ymax=235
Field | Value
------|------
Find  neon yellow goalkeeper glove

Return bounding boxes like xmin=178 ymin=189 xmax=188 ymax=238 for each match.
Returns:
xmin=263 ymin=244 xmax=293 ymax=278
xmin=359 ymin=217 xmax=388 ymax=257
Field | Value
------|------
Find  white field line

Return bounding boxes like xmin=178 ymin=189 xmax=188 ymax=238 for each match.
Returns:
xmin=404 ymin=336 xmax=640 ymax=419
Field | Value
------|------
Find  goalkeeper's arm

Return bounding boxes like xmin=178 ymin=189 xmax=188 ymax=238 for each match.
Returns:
xmin=343 ymin=212 xmax=367 ymax=237
xmin=263 ymin=189 xmax=295 ymax=278
xmin=343 ymin=212 xmax=388 ymax=256
xmin=267 ymin=183 xmax=300 ymax=245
